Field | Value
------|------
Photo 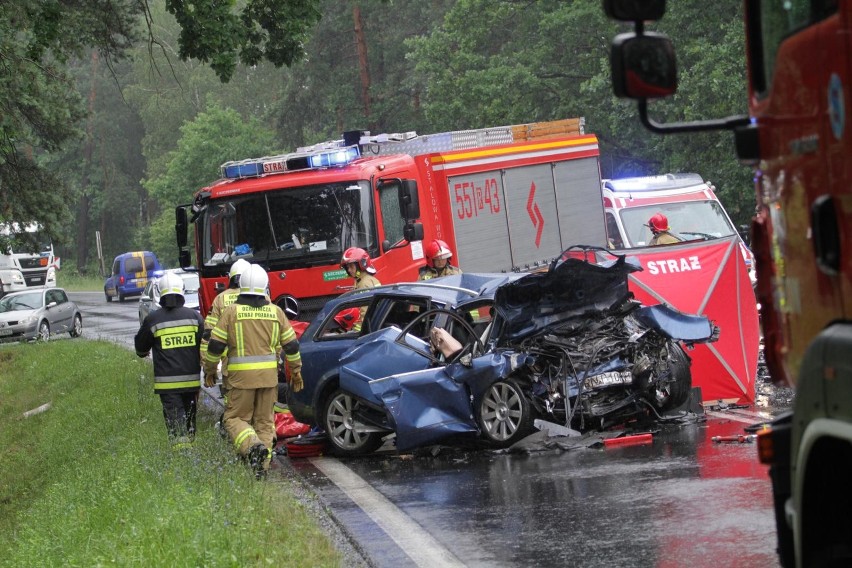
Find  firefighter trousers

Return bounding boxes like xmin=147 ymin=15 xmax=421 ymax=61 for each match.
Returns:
xmin=159 ymin=391 xmax=199 ymax=444
xmin=224 ymin=385 xmax=276 ymax=465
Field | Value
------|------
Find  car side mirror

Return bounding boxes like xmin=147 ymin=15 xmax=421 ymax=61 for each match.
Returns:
xmin=611 ymin=32 xmax=677 ymax=99
xmin=46 ymin=301 xmax=57 ymax=309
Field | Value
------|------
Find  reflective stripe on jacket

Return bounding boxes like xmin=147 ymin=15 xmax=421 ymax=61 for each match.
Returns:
xmin=135 ymin=307 xmax=204 ymax=393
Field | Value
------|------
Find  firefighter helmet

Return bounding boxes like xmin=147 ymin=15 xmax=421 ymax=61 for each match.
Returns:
xmin=333 ymin=307 xmax=360 ymax=332
xmin=228 ymin=258 xmax=251 ymax=287
xmin=340 ymin=247 xmax=376 ymax=274
xmin=156 ymin=272 xmax=185 ymax=299
xmin=648 ymin=213 xmax=670 ymax=233
xmin=240 ymin=264 xmax=269 ymax=296
xmin=425 ymin=239 xmax=453 ymax=267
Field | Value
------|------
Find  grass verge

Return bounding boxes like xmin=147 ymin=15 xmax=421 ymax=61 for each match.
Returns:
xmin=56 ymin=269 xmax=104 ymax=292
xmin=0 ymin=340 xmax=341 ymax=567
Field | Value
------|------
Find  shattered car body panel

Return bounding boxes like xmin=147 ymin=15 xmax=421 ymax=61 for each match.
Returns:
xmin=331 ymin=247 xmax=719 ymax=455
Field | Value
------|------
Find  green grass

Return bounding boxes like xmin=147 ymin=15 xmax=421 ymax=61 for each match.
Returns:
xmin=0 ymin=341 xmax=341 ymax=567
xmin=56 ymin=269 xmax=104 ymax=292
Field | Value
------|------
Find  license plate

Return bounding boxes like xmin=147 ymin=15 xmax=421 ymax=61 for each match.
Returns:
xmin=32 ymin=277 xmax=42 ymax=282
xmin=584 ymin=370 xmax=632 ymax=389
xmin=0 ymin=329 xmax=13 ymax=337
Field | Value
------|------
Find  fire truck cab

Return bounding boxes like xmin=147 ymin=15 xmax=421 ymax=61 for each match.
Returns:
xmin=604 ymin=1 xmax=852 ymax=566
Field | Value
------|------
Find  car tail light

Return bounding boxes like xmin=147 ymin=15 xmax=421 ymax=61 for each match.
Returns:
xmin=119 ymin=275 xmax=125 ymax=285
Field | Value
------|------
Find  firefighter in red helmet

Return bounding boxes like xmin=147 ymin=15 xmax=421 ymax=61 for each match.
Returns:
xmin=340 ymin=247 xmax=380 ymax=332
xmin=419 ymin=239 xmax=462 ymax=280
xmin=647 ymin=213 xmax=682 ymax=246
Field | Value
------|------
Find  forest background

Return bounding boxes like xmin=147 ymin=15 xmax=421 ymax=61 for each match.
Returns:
xmin=1 ymin=0 xmax=751 ymax=273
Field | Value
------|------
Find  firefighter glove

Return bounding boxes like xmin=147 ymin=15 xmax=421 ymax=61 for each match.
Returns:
xmin=204 ymin=372 xmax=217 ymax=388
xmin=290 ymin=369 xmax=304 ymax=393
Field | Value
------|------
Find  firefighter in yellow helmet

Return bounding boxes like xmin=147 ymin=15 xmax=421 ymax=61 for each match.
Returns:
xmin=419 ymin=239 xmax=462 ymax=280
xmin=135 ymin=272 xmax=205 ymax=449
xmin=203 ymin=264 xmax=302 ymax=479
xmin=201 ymin=258 xmax=251 ymax=435
xmin=340 ymin=247 xmax=380 ymax=332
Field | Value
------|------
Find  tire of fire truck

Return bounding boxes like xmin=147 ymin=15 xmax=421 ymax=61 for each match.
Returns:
xmin=69 ymin=314 xmax=83 ymax=338
xmin=321 ymin=389 xmax=384 ymax=457
xmin=476 ymin=378 xmax=534 ymax=448
xmin=656 ymin=342 xmax=692 ymax=413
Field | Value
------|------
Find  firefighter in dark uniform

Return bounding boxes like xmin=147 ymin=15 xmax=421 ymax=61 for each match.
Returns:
xmin=341 ymin=247 xmax=380 ymax=332
xmin=419 ymin=239 xmax=462 ymax=280
xmin=201 ymin=257 xmax=250 ymax=433
xmin=135 ymin=272 xmax=205 ymax=449
xmin=203 ymin=264 xmax=303 ymax=478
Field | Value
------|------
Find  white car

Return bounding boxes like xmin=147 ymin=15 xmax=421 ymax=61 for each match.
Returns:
xmin=138 ymin=269 xmax=200 ymax=325
xmin=0 ymin=288 xmax=83 ymax=343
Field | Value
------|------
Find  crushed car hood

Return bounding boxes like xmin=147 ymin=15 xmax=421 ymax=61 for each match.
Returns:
xmin=494 ymin=252 xmax=642 ymax=342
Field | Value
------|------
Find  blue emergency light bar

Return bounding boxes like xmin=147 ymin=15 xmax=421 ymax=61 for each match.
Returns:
xmin=220 ymin=145 xmax=361 ymax=180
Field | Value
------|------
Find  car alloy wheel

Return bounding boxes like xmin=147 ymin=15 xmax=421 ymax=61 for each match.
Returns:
xmin=70 ymin=314 xmax=83 ymax=338
xmin=477 ymin=379 xmax=532 ymax=447
xmin=322 ymin=389 xmax=383 ymax=456
xmin=37 ymin=321 xmax=50 ymax=342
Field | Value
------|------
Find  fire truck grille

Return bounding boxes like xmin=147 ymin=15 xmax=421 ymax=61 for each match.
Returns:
xmin=297 ymin=294 xmax=340 ymax=322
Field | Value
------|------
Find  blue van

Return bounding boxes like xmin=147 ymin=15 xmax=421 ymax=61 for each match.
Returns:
xmin=104 ymin=251 xmax=163 ymax=302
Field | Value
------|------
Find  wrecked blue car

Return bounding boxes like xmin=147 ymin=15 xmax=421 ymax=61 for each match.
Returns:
xmin=297 ymin=247 xmax=719 ymax=456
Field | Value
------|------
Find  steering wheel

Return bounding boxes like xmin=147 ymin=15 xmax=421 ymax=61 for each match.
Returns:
xmin=396 ymin=308 xmax=484 ymax=365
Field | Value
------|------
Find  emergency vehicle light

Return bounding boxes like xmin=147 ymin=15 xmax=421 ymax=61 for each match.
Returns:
xmin=220 ymin=145 xmax=360 ymax=180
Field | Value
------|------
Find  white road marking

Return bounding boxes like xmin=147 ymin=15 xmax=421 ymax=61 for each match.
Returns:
xmin=309 ymin=457 xmax=465 ymax=568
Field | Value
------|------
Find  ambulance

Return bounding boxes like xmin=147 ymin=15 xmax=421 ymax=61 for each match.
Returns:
xmin=601 ymin=173 xmax=755 ymax=285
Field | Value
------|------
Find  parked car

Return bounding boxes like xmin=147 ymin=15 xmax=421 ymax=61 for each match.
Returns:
xmin=138 ymin=269 xmax=200 ymax=325
xmin=104 ymin=251 xmax=163 ymax=303
xmin=0 ymin=287 xmax=83 ymax=343
xmin=290 ymin=247 xmax=719 ymax=456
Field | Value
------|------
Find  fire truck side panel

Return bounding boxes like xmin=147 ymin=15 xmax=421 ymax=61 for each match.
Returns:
xmin=552 ymin=157 xmax=608 ymax=251
xmin=446 ymin=170 xmax=513 ymax=272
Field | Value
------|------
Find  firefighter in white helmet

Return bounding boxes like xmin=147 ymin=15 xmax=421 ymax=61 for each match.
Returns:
xmin=340 ymin=247 xmax=380 ymax=332
xmin=419 ymin=239 xmax=462 ymax=280
xmin=203 ymin=264 xmax=302 ymax=478
xmin=134 ymin=272 xmax=205 ymax=449
xmin=201 ymin=258 xmax=251 ymax=434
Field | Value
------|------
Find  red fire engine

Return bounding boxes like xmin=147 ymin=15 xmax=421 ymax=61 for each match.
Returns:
xmin=176 ymin=118 xmax=607 ymax=320
xmin=605 ymin=1 xmax=852 ymax=566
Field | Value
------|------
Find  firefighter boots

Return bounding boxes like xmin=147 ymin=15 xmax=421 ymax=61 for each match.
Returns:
xmin=248 ymin=443 xmax=269 ymax=480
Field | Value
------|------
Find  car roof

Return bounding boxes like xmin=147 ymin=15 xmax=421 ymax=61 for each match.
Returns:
xmin=3 ymin=287 xmax=62 ymax=296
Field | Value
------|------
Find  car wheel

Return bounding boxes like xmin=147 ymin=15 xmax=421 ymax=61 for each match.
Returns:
xmin=69 ymin=314 xmax=83 ymax=338
xmin=322 ymin=389 xmax=383 ymax=456
xmin=118 ymin=293 xmax=125 ymax=303
xmin=656 ymin=343 xmax=692 ymax=412
xmin=105 ymin=291 xmax=112 ymax=303
xmin=37 ymin=321 xmax=50 ymax=342
xmin=477 ymin=379 xmax=533 ymax=447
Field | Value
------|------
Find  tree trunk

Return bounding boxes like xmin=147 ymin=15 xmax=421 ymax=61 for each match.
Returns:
xmin=352 ymin=4 xmax=372 ymax=125
xmin=75 ymin=50 xmax=99 ymax=273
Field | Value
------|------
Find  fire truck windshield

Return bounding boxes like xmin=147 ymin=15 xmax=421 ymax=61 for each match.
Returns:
xmin=199 ymin=180 xmax=376 ymax=271
xmin=619 ymin=200 xmax=736 ymax=247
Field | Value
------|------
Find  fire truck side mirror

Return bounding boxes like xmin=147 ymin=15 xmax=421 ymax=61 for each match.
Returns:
xmin=398 ymin=180 xmax=420 ymax=220
xmin=610 ymin=32 xmax=677 ymax=99
xmin=403 ymin=222 xmax=424 ymax=243
xmin=178 ymin=249 xmax=192 ymax=269
xmin=175 ymin=206 xmax=188 ymax=249
xmin=603 ymin=0 xmax=666 ymax=21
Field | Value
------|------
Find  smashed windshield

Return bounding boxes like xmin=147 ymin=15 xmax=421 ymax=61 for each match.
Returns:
xmin=199 ymin=181 xmax=376 ymax=270
xmin=619 ymin=200 xmax=736 ymax=247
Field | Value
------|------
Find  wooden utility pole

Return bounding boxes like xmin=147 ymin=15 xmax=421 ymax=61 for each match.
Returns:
xmin=75 ymin=50 xmax=99 ymax=273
